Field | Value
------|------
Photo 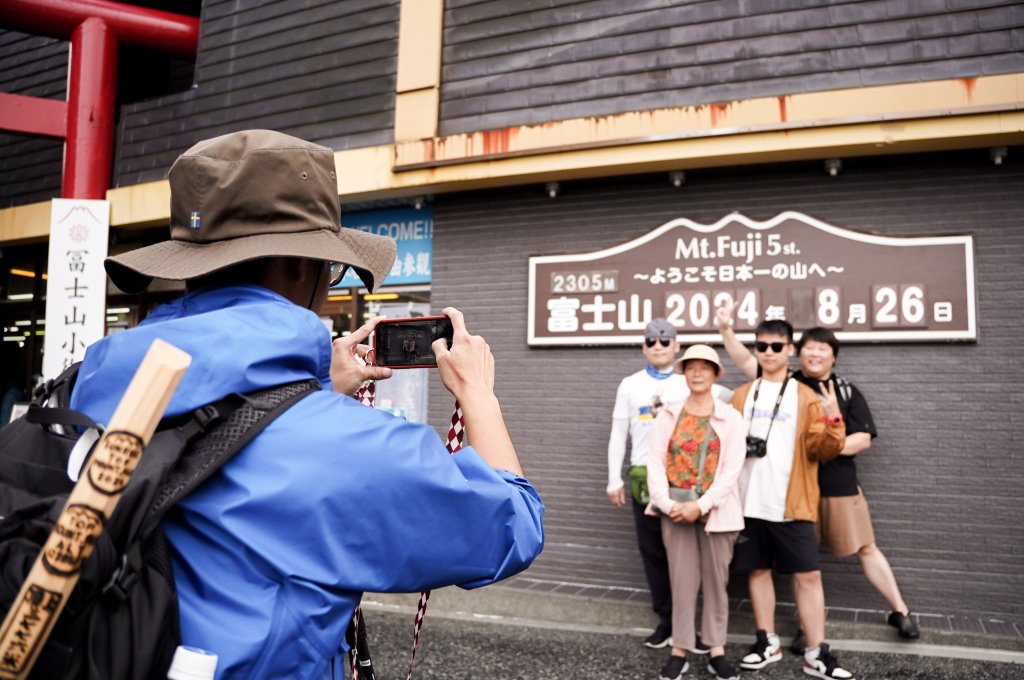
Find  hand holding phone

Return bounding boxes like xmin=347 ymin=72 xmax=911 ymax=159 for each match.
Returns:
xmin=330 ymin=317 xmax=393 ymax=393
xmin=431 ymin=307 xmax=521 ymax=476
xmin=431 ymin=307 xmax=497 ymax=397
xmin=372 ymin=316 xmax=455 ymax=369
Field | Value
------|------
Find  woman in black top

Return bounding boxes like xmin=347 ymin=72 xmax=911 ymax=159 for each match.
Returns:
xmin=791 ymin=328 xmax=919 ymax=644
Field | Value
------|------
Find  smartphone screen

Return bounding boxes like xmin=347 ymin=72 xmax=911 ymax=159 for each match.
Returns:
xmin=373 ymin=316 xmax=454 ymax=368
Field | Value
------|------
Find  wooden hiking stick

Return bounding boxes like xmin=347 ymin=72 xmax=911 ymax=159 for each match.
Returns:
xmin=0 ymin=339 xmax=191 ymax=680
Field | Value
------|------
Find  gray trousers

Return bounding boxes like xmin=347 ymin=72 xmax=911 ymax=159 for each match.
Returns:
xmin=661 ymin=519 xmax=738 ymax=650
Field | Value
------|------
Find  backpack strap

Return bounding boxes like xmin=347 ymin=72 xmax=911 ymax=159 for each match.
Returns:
xmin=101 ymin=379 xmax=320 ymax=606
xmin=32 ymin=361 xmax=81 ymax=409
xmin=833 ymin=373 xmax=854 ymax=405
xmin=25 ymin=405 xmax=99 ymax=431
xmin=24 ymin=362 xmax=94 ymax=445
xmin=148 ymin=379 xmax=320 ymax=520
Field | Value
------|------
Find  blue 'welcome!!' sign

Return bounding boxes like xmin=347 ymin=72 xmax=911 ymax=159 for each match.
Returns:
xmin=337 ymin=207 xmax=433 ymax=287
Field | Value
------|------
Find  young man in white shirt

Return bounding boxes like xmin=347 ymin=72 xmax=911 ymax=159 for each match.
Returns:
xmin=726 ymin=319 xmax=851 ymax=679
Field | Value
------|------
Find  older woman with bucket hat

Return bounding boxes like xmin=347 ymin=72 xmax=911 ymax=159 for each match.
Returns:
xmin=647 ymin=345 xmax=745 ymax=680
xmin=70 ymin=130 xmax=545 ymax=678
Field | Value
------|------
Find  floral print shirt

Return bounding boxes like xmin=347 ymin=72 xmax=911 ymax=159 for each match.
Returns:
xmin=666 ymin=411 xmax=720 ymax=494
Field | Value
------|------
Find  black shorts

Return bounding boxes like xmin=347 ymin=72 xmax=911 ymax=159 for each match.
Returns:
xmin=732 ymin=517 xmax=820 ymax=575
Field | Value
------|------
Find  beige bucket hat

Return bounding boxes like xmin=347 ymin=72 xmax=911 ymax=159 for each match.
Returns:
xmin=105 ymin=129 xmax=397 ymax=294
xmin=674 ymin=343 xmax=724 ymax=376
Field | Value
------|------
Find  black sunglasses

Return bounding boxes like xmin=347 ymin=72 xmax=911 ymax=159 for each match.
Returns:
xmin=754 ymin=341 xmax=788 ymax=353
xmin=644 ymin=338 xmax=672 ymax=348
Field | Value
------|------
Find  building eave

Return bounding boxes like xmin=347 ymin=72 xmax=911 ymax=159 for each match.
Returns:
xmin=0 ymin=73 xmax=1021 ymax=242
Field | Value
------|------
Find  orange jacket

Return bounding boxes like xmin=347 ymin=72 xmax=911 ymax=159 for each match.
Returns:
xmin=730 ymin=380 xmax=845 ymax=522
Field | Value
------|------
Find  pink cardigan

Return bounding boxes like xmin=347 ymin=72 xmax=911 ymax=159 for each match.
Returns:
xmin=646 ymin=397 xmax=746 ymax=533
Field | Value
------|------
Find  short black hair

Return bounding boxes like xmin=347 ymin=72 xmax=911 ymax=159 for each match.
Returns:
xmin=797 ymin=326 xmax=840 ymax=358
xmin=754 ymin=319 xmax=793 ymax=342
xmin=186 ymin=258 xmax=279 ymax=291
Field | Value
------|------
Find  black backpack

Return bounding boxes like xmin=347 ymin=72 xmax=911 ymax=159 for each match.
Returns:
xmin=0 ymin=363 xmax=319 ymax=679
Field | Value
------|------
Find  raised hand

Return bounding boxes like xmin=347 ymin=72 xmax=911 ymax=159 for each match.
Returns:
xmin=818 ymin=380 xmax=841 ymax=419
xmin=714 ymin=300 xmax=737 ymax=331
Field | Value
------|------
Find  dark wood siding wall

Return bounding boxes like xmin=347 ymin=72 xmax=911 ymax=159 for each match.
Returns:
xmin=0 ymin=32 xmax=68 ymax=206
xmin=427 ymin=149 xmax=1024 ymax=624
xmin=0 ymin=0 xmax=400 ymax=206
xmin=2 ymin=1 xmax=1022 ymax=206
xmin=440 ymin=0 xmax=1024 ymax=135
xmin=115 ymin=0 xmax=400 ymax=187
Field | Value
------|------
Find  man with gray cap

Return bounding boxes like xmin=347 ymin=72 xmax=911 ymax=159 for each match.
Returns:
xmin=70 ymin=130 xmax=545 ymax=678
xmin=606 ymin=319 xmax=731 ymax=649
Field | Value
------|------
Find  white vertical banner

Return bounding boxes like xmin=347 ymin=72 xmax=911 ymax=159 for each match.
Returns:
xmin=43 ymin=199 xmax=111 ymax=381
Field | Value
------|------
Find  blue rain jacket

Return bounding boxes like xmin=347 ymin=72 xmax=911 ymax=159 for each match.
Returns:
xmin=70 ymin=285 xmax=545 ymax=679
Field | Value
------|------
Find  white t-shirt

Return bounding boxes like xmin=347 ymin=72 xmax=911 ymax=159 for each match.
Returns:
xmin=738 ymin=378 xmax=799 ymax=522
xmin=607 ymin=368 xmax=733 ymax=493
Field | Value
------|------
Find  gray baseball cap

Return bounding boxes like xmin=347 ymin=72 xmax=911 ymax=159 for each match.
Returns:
xmin=644 ymin=318 xmax=677 ymax=340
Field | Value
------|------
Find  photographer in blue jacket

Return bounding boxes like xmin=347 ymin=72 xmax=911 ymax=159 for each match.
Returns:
xmin=70 ymin=130 xmax=545 ymax=679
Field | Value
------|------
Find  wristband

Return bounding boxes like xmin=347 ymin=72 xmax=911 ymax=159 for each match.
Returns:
xmin=820 ymin=414 xmax=843 ymax=426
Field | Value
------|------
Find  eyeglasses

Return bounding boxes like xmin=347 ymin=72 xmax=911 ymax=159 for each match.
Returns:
xmin=644 ymin=338 xmax=672 ymax=348
xmin=755 ymin=341 xmax=788 ymax=353
xmin=327 ymin=262 xmax=345 ymax=286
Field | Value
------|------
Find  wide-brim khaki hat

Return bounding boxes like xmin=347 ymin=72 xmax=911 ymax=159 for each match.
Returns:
xmin=105 ymin=129 xmax=396 ymax=294
xmin=674 ymin=343 xmax=724 ymax=376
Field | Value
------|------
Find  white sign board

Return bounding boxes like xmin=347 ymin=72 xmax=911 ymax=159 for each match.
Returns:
xmin=43 ymin=199 xmax=110 ymax=380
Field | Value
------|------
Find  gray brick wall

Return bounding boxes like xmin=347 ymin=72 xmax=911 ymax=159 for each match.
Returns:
xmin=440 ymin=0 xmax=1024 ymax=135
xmin=426 ymin=148 xmax=1024 ymax=622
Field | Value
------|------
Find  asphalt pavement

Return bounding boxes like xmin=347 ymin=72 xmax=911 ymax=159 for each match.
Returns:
xmin=358 ymin=608 xmax=1023 ymax=680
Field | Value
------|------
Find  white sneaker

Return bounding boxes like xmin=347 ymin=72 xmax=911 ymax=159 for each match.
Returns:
xmin=802 ymin=643 xmax=854 ymax=679
xmin=739 ymin=629 xmax=781 ymax=670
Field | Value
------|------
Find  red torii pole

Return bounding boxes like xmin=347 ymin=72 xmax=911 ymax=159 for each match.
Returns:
xmin=0 ymin=0 xmax=198 ymax=199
